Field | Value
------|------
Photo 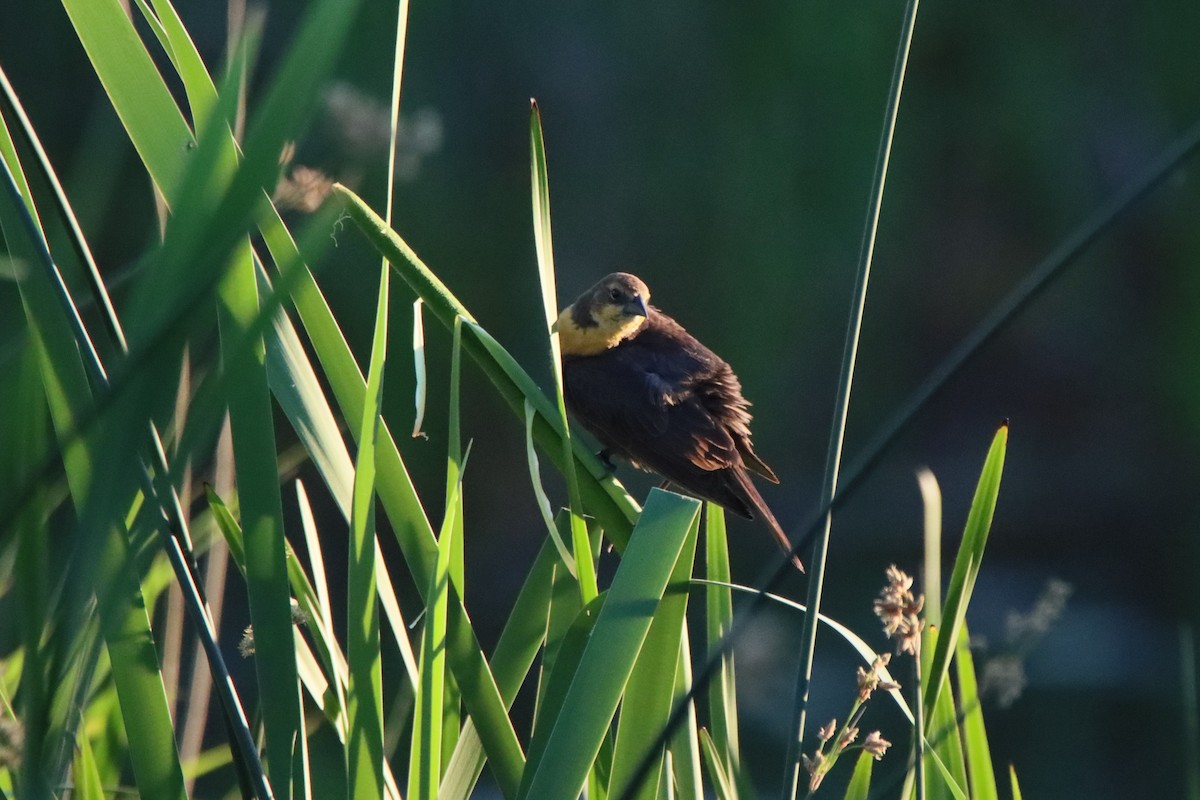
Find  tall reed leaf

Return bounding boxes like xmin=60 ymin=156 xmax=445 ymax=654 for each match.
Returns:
xmin=517 ymin=490 xmax=701 ymax=800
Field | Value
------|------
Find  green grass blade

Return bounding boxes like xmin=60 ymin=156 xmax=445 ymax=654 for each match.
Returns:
xmin=843 ymin=751 xmax=875 ymax=800
xmin=529 ymin=98 xmax=597 ymax=603
xmin=296 ymin=480 xmax=348 ymax=727
xmin=1009 ymin=765 xmax=1023 ymax=800
xmin=925 ymin=667 xmax=967 ymax=800
xmin=785 ymin=1 xmax=922 ymax=793
xmin=58 ymin=0 xmax=194 ymax=200
xmin=954 ymin=625 xmax=998 ymax=800
xmin=517 ymin=489 xmax=701 ymax=800
xmin=142 ymin=0 xmax=221 ymax=135
xmin=525 ymin=399 xmax=577 ymax=572
xmin=442 ymin=315 xmax=465 ymax=765
xmin=218 ymin=238 xmax=303 ymax=797
xmin=923 ymin=424 xmax=1007 ymax=718
xmin=609 ymin=513 xmax=699 ymax=799
xmin=667 ymin=624 xmax=705 ymax=800
xmin=409 ymin=451 xmax=467 ymax=800
xmin=346 ymin=264 xmax=389 ymax=799
xmin=72 ymin=728 xmax=108 ymax=800
xmin=439 ymin=536 xmax=561 ymax=800
xmin=698 ymin=729 xmax=736 ymax=800
xmin=704 ymin=505 xmax=742 ymax=785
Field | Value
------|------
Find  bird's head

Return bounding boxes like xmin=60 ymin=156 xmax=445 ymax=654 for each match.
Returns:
xmin=555 ymin=272 xmax=651 ymax=356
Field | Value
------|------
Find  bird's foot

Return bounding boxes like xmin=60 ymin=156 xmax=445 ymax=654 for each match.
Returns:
xmin=598 ymin=449 xmax=617 ymax=473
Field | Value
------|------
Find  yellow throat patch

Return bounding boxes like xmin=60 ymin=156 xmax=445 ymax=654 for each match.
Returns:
xmin=556 ymin=304 xmax=646 ymax=356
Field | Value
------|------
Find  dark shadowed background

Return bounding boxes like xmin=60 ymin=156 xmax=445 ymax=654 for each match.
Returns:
xmin=3 ymin=1 xmax=1199 ymax=796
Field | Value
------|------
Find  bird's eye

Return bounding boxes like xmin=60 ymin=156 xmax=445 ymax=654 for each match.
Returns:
xmin=608 ymin=287 xmax=622 ymax=301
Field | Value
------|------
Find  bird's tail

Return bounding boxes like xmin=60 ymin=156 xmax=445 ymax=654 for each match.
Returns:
xmin=734 ymin=469 xmax=804 ymax=573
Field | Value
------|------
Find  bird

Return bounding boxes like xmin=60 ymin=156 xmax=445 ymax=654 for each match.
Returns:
xmin=555 ymin=272 xmax=803 ymax=571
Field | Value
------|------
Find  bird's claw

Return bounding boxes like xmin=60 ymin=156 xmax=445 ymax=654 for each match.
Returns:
xmin=598 ymin=449 xmax=617 ymax=473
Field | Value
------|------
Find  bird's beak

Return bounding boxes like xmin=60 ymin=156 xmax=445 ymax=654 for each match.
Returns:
xmin=624 ymin=295 xmax=649 ymax=318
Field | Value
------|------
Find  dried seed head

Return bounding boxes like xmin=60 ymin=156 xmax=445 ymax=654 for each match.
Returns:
xmin=863 ymin=730 xmax=892 ymax=760
xmin=874 ymin=565 xmax=925 ymax=656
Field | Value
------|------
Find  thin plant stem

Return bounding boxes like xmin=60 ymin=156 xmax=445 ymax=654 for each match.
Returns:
xmin=913 ymin=650 xmax=925 ymax=800
xmin=783 ymin=0 xmax=921 ymax=796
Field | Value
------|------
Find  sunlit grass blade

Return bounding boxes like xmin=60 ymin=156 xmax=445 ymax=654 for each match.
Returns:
xmin=296 ymin=480 xmax=348 ymax=729
xmin=667 ymin=624 xmax=704 ymax=800
xmin=518 ymin=490 xmax=701 ymax=800
xmin=218 ymin=237 xmax=303 ymax=796
xmin=1009 ymin=765 xmax=1024 ymax=800
xmin=141 ymin=0 xmax=222 ymax=135
xmin=439 ymin=535 xmax=561 ymax=800
xmin=609 ymin=513 xmax=699 ymax=800
xmin=346 ymin=262 xmax=389 ymax=799
xmin=409 ymin=445 xmax=468 ymax=800
xmin=441 ymin=315 xmax=465 ymax=765
xmin=703 ymin=505 xmax=742 ymax=790
xmin=954 ymin=625 xmax=997 ymax=800
xmin=922 ymin=424 xmax=1007 ymax=718
xmin=924 ymin=661 xmax=966 ymax=800
xmin=529 ymin=98 xmax=597 ymax=603
xmin=698 ymin=729 xmax=735 ymax=800
xmin=58 ymin=0 xmax=194 ymax=200
xmin=525 ymin=399 xmax=577 ymax=573
xmin=72 ymin=728 xmax=107 ymax=800
xmin=844 ymin=751 xmax=875 ymax=800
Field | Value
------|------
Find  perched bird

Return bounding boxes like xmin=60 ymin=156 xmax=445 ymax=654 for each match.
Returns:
xmin=556 ymin=272 xmax=803 ymax=571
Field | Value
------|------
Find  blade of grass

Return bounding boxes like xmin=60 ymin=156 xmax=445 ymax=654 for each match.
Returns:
xmin=704 ymin=504 xmax=742 ymax=791
xmin=844 ymin=751 xmax=875 ymax=800
xmin=954 ymin=625 xmax=997 ymax=800
xmin=784 ymin=1 xmax=922 ymax=796
xmin=409 ymin=448 xmax=468 ymax=800
xmin=442 ymin=315 xmax=465 ymax=765
xmin=609 ymin=513 xmax=700 ymax=800
xmin=529 ymin=98 xmax=597 ymax=603
xmin=698 ymin=729 xmax=736 ymax=800
xmin=218 ymin=236 xmax=303 ymax=797
xmin=525 ymin=399 xmax=577 ymax=573
xmin=518 ymin=490 xmax=700 ymax=800
xmin=922 ymin=425 xmax=1007 ymax=719
xmin=346 ymin=261 xmax=389 ymax=799
xmin=1009 ymin=765 xmax=1023 ymax=800
xmin=667 ymin=623 xmax=704 ymax=800
xmin=438 ymin=535 xmax=561 ymax=800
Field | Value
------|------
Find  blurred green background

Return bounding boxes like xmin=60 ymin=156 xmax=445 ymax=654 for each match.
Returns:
xmin=3 ymin=0 xmax=1199 ymax=796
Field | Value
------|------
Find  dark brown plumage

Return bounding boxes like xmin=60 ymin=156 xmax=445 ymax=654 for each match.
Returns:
xmin=557 ymin=273 xmax=802 ymax=571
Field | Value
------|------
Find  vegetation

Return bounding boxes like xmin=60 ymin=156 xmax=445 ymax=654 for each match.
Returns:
xmin=1 ymin=1 xmax=1196 ymax=798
